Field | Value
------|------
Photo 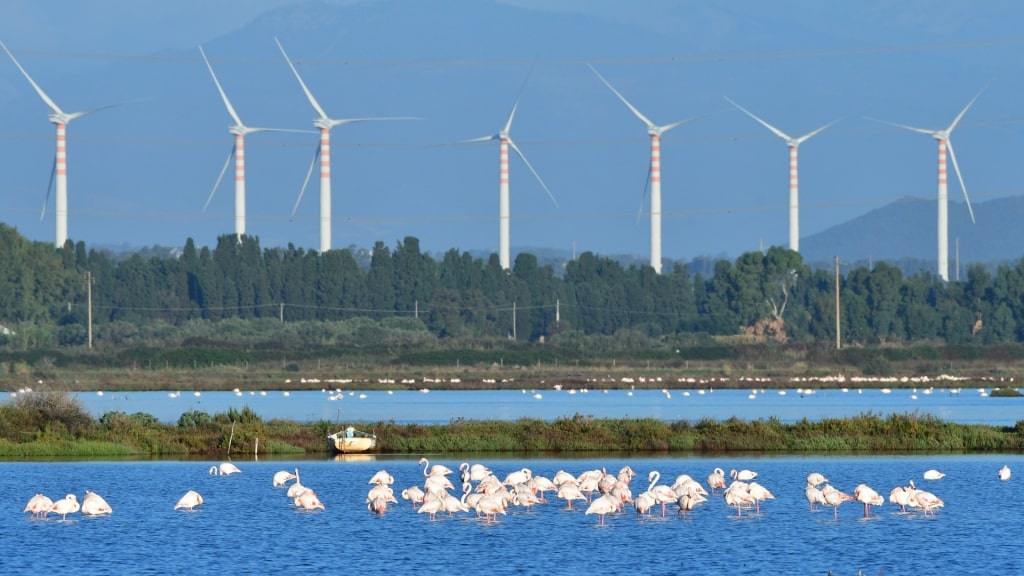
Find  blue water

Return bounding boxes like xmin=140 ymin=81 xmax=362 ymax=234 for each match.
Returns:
xmin=69 ymin=386 xmax=1021 ymax=425
xmin=4 ymin=454 xmax=1022 ymax=575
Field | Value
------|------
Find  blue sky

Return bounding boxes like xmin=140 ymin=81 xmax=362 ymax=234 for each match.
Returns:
xmin=0 ymin=0 xmax=1021 ymax=262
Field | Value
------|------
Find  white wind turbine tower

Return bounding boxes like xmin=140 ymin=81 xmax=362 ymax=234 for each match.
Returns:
xmin=724 ymin=96 xmax=835 ymax=253
xmin=872 ymin=88 xmax=984 ymax=282
xmin=589 ymin=64 xmax=696 ymax=275
xmin=274 ymin=38 xmax=416 ymax=253
xmin=463 ymin=75 xmax=557 ymax=270
xmin=1 ymin=40 xmax=117 ymax=248
xmin=199 ymin=45 xmax=308 ymax=240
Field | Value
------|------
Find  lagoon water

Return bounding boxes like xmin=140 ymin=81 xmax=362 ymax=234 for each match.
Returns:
xmin=73 ymin=386 xmax=1022 ymax=425
xmin=5 ymin=454 xmax=1023 ymax=575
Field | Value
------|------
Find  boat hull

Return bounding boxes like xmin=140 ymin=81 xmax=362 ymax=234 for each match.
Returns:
xmin=327 ymin=427 xmax=377 ymax=454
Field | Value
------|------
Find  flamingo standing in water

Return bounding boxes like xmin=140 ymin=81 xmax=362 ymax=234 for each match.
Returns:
xmin=51 ymin=494 xmax=80 ymax=520
xmin=806 ymin=472 xmax=828 ymax=487
xmin=805 ymin=482 xmax=826 ymax=511
xmin=706 ymin=468 xmax=726 ymax=494
xmin=585 ymin=492 xmax=620 ymax=525
xmin=998 ymin=465 xmax=1011 ymax=481
xmin=209 ymin=462 xmax=241 ymax=476
xmin=889 ymin=481 xmax=915 ymax=513
xmin=556 ymin=480 xmax=586 ymax=510
xmin=730 ymin=468 xmax=758 ymax=481
xmin=923 ymin=469 xmax=945 ymax=480
xmin=296 ymin=489 xmax=325 ymax=511
xmin=273 ymin=470 xmax=297 ymax=487
xmin=723 ymin=481 xmax=754 ymax=516
xmin=821 ymin=485 xmax=853 ymax=520
xmin=23 ymin=493 xmax=53 ymax=519
xmin=81 ymin=490 xmax=112 ymax=516
xmin=853 ymin=483 xmax=883 ymax=518
xmin=418 ymin=458 xmax=454 ymax=478
xmin=645 ymin=471 xmax=678 ymax=517
xmin=174 ymin=490 xmax=203 ymax=511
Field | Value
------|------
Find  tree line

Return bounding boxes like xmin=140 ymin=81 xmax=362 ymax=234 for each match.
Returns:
xmin=0 ymin=222 xmax=1021 ymax=349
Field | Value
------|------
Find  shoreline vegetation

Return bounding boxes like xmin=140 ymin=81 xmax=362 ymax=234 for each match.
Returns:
xmin=1 ymin=389 xmax=1023 ymax=459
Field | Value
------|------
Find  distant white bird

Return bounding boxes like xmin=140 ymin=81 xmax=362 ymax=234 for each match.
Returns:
xmin=273 ymin=470 xmax=297 ymax=487
xmin=81 ymin=490 xmax=112 ymax=516
xmin=174 ymin=490 xmax=203 ymax=511
xmin=209 ymin=462 xmax=241 ymax=476
xmin=23 ymin=493 xmax=53 ymax=519
xmin=51 ymin=494 xmax=80 ymax=520
xmin=923 ymin=469 xmax=945 ymax=480
xmin=998 ymin=465 xmax=1011 ymax=481
xmin=730 ymin=468 xmax=757 ymax=481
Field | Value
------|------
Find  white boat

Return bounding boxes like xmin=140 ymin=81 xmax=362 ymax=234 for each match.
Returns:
xmin=327 ymin=426 xmax=377 ymax=454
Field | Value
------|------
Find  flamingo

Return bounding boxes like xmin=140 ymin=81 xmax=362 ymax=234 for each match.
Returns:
xmin=633 ymin=491 xmax=656 ymax=516
xmin=528 ymin=474 xmax=558 ymax=502
xmin=889 ymin=481 xmax=915 ymax=513
xmin=502 ymin=468 xmax=532 ymax=487
xmin=556 ymin=480 xmax=586 ymax=510
xmin=676 ymin=491 xmax=707 ymax=517
xmin=730 ymin=468 xmax=758 ymax=481
xmin=475 ymin=493 xmax=508 ymax=523
xmin=401 ymin=486 xmax=425 ymax=506
xmin=368 ymin=469 xmax=395 ymax=486
xmin=418 ymin=457 xmax=453 ymax=477
xmin=909 ymin=487 xmax=944 ymax=516
xmin=174 ymin=490 xmax=203 ymax=511
xmin=273 ymin=470 xmax=297 ymax=487
xmin=585 ymin=493 xmax=620 ymax=525
xmin=646 ymin=471 xmax=679 ymax=517
xmin=853 ymin=484 xmax=883 ymax=518
xmin=923 ymin=469 xmax=945 ymax=480
xmin=367 ymin=483 xmax=394 ymax=502
xmin=81 ymin=490 xmax=112 ymax=516
xmin=295 ymin=489 xmax=325 ymax=511
xmin=806 ymin=472 xmax=828 ymax=487
xmin=552 ymin=470 xmax=577 ymax=486
xmin=417 ymin=493 xmax=445 ymax=520
xmin=805 ymin=482 xmax=826 ymax=511
xmin=999 ymin=465 xmax=1012 ymax=481
xmin=706 ymin=467 xmax=726 ymax=493
xmin=209 ymin=462 xmax=241 ymax=476
xmin=821 ymin=485 xmax=853 ymax=520
xmin=23 ymin=493 xmax=53 ymax=519
xmin=723 ymin=481 xmax=754 ymax=516
xmin=746 ymin=482 xmax=775 ymax=514
xmin=51 ymin=494 xmax=80 ymax=520
xmin=459 ymin=462 xmax=491 ymax=482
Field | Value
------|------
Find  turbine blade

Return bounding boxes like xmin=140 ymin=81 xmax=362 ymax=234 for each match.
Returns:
xmin=503 ymin=65 xmax=535 ymax=134
xmin=794 ymin=119 xmax=840 ymax=145
xmin=0 ymin=40 xmax=65 ymax=116
xmin=328 ymin=116 xmax=420 ymax=128
xmin=244 ymin=127 xmax=317 ymax=134
xmin=198 ymin=45 xmax=244 ymax=128
xmin=945 ymin=139 xmax=976 ymax=224
xmin=292 ymin=144 xmax=321 ymax=218
xmin=659 ymin=116 xmax=700 ymax=134
xmin=274 ymin=37 xmax=331 ymax=121
xmin=864 ymin=116 xmax=936 ymax=136
xmin=947 ymin=86 xmax=987 ymax=134
xmin=41 ymin=155 xmax=55 ymax=220
xmin=637 ymin=164 xmax=652 ymax=224
xmin=204 ymin=145 xmax=235 ymax=212
xmin=459 ymin=134 xmax=498 ymax=144
xmin=589 ymin=64 xmax=655 ymax=128
xmin=508 ymin=138 xmax=558 ymax=208
xmin=723 ymin=96 xmax=791 ymax=141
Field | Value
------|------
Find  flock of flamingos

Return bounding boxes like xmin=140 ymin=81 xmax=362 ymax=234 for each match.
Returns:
xmin=24 ymin=458 xmax=1013 ymax=524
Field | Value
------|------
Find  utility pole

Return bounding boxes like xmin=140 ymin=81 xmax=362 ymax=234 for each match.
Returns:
xmin=86 ymin=271 xmax=93 ymax=349
xmin=556 ymin=299 xmax=560 ymax=323
xmin=512 ymin=302 xmax=517 ymax=340
xmin=279 ymin=302 xmax=284 ymax=322
xmin=834 ymin=256 xmax=841 ymax=350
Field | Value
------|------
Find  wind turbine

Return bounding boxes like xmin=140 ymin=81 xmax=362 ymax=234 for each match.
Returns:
xmin=724 ymin=96 xmax=836 ymax=253
xmin=1 ymin=40 xmax=116 ymax=248
xmin=589 ymin=64 xmax=697 ymax=275
xmin=274 ymin=38 xmax=416 ymax=253
xmin=463 ymin=73 xmax=557 ymax=270
xmin=199 ymin=45 xmax=308 ymax=240
xmin=871 ymin=88 xmax=984 ymax=282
